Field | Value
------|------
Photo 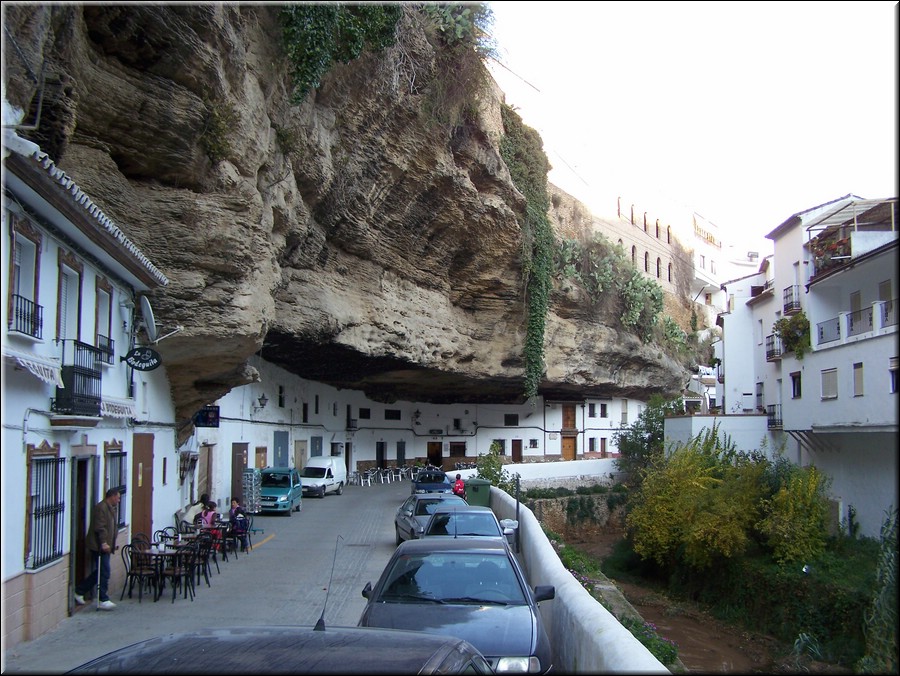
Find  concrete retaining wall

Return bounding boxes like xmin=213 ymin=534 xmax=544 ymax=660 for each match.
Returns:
xmin=484 ymin=459 xmax=669 ymax=673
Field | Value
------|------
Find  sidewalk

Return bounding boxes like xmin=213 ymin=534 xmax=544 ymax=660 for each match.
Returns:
xmin=2 ymin=480 xmax=408 ymax=673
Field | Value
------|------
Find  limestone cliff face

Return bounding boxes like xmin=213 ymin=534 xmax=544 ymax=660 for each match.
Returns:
xmin=3 ymin=5 xmax=687 ymax=442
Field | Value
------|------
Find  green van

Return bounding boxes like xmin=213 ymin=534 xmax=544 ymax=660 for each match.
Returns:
xmin=260 ymin=467 xmax=303 ymax=516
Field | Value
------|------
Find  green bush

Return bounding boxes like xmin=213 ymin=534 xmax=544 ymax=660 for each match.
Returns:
xmin=474 ymin=442 xmax=519 ymax=494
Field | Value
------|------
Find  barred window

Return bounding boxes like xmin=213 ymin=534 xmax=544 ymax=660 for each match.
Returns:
xmin=26 ymin=446 xmax=66 ymax=570
xmin=105 ymin=442 xmax=127 ymax=528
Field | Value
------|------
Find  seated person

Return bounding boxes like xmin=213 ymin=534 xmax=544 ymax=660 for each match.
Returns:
xmin=229 ymin=498 xmax=250 ymax=552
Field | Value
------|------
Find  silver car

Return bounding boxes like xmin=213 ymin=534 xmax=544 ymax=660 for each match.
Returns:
xmin=394 ymin=493 xmax=468 ymax=545
xmin=421 ymin=505 xmax=518 ymax=547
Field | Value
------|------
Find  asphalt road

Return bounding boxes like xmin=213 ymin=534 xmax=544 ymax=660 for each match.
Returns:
xmin=2 ymin=478 xmax=410 ymax=673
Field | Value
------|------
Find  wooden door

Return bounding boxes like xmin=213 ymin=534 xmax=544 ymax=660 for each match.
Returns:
xmin=511 ymin=439 xmax=523 ymax=463
xmin=132 ymin=434 xmax=154 ymax=538
xmin=561 ymin=436 xmax=576 ymax=461
xmin=255 ymin=446 xmax=267 ymax=469
xmin=427 ymin=441 xmax=442 ymax=468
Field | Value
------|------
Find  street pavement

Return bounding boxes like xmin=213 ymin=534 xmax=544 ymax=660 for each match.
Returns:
xmin=2 ymin=478 xmax=410 ymax=673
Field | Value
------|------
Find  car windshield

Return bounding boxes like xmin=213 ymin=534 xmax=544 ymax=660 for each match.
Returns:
xmin=418 ymin=473 xmax=447 ymax=483
xmin=379 ymin=552 xmax=526 ymax=605
xmin=301 ymin=467 xmax=327 ymax=478
xmin=415 ymin=498 xmax=465 ymax=516
xmin=261 ymin=473 xmax=290 ymax=487
xmin=425 ymin=513 xmax=501 ymax=537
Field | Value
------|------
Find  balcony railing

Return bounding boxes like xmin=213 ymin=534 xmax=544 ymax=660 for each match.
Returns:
xmin=9 ymin=294 xmax=43 ymax=339
xmin=782 ymin=285 xmax=801 ymax=315
xmin=816 ymin=300 xmax=896 ymax=348
xmin=51 ymin=340 xmax=102 ymax=417
xmin=766 ymin=404 xmax=782 ymax=430
xmin=817 ymin=317 xmax=841 ymax=345
xmin=847 ymin=307 xmax=874 ymax=338
xmin=96 ymin=334 xmax=115 ymax=365
xmin=765 ymin=334 xmax=783 ymax=361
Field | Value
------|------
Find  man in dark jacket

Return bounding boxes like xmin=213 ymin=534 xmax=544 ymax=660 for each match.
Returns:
xmin=73 ymin=488 xmax=121 ymax=610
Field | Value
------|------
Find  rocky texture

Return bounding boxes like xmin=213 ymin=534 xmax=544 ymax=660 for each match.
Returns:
xmin=3 ymin=5 xmax=688 ymax=443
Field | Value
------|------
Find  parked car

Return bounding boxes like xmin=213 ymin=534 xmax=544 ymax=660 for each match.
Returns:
xmin=360 ymin=538 xmax=555 ymax=674
xmin=260 ymin=467 xmax=303 ymax=515
xmin=66 ymin=625 xmax=494 ymax=674
xmin=394 ymin=493 xmax=468 ymax=545
xmin=300 ymin=457 xmax=347 ymax=498
xmin=421 ymin=505 xmax=518 ymax=548
xmin=412 ymin=469 xmax=453 ymax=494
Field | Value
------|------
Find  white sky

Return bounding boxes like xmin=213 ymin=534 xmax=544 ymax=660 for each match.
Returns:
xmin=486 ymin=1 xmax=898 ymax=251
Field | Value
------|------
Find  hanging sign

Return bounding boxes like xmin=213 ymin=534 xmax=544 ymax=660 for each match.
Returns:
xmin=123 ymin=347 xmax=162 ymax=371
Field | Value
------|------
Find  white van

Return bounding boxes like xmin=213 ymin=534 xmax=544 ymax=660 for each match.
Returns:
xmin=300 ymin=457 xmax=347 ymax=498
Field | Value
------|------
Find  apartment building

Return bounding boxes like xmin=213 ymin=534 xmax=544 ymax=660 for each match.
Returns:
xmin=668 ymin=195 xmax=898 ymax=538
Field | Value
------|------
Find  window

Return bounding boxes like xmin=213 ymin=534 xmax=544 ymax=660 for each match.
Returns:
xmin=891 ymin=357 xmax=898 ymax=394
xmin=384 ymin=409 xmax=401 ymax=421
xmin=710 ymin=260 xmax=716 ymax=275
xmin=493 ymin=439 xmax=506 ymax=455
xmin=700 ymin=254 xmax=706 ymax=270
xmin=503 ymin=413 xmax=519 ymax=427
xmin=57 ymin=252 xmax=83 ymax=341
xmin=600 ymin=403 xmax=607 ymax=418
xmin=620 ymin=399 xmax=628 ymax=425
xmin=332 ymin=402 xmax=338 ymax=416
xmin=302 ymin=401 xmax=309 ymax=423
xmin=790 ymin=371 xmax=802 ymax=399
xmin=644 ymin=251 xmax=649 ymax=273
xmin=589 ymin=438 xmax=597 ymax=452
xmin=358 ymin=408 xmax=371 ymax=419
xmin=666 ymin=225 xmax=671 ymax=244
xmin=278 ymin=385 xmax=285 ymax=408
xmin=529 ymin=439 xmax=538 ymax=448
xmin=25 ymin=443 xmax=65 ymax=569
xmin=821 ymin=368 xmax=838 ymax=400
xmin=9 ymin=218 xmax=43 ymax=338
xmin=655 ymin=220 xmax=660 ymax=238
xmin=105 ymin=441 xmax=127 ymax=528
xmin=853 ymin=362 xmax=864 ymax=397
xmin=631 ymin=245 xmax=636 ymax=266
xmin=314 ymin=395 xmax=319 ymax=415
xmin=656 ymin=257 xmax=661 ymax=278
xmin=94 ymin=281 xmax=113 ymax=364
xmin=587 ymin=403 xmax=596 ymax=418
xmin=756 ymin=382 xmax=764 ymax=411
xmin=162 ymin=456 xmax=168 ymax=485
xmin=667 ymin=263 xmax=672 ymax=283
xmin=705 ymin=293 xmax=712 ymax=305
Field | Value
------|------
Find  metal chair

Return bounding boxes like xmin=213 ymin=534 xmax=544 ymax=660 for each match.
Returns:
xmin=119 ymin=543 xmax=157 ymax=603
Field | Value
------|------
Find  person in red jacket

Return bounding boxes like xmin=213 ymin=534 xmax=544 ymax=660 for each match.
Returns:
xmin=452 ymin=474 xmax=467 ymax=501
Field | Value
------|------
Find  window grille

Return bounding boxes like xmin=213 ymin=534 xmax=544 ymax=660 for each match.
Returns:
xmin=26 ymin=456 xmax=66 ymax=569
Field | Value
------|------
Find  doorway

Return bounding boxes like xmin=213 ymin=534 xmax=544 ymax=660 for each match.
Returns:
xmin=427 ymin=441 xmax=443 ymax=468
xmin=511 ymin=439 xmax=523 ymax=463
xmin=132 ymin=434 xmax=154 ymax=538
xmin=231 ymin=443 xmax=248 ymax=502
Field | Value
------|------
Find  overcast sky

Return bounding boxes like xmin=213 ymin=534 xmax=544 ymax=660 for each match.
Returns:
xmin=486 ymin=1 xmax=898 ymax=251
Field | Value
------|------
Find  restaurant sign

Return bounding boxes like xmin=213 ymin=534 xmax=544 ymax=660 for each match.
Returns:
xmin=123 ymin=347 xmax=162 ymax=371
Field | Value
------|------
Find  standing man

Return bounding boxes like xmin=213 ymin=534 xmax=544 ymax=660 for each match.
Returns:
xmin=73 ymin=488 xmax=121 ymax=610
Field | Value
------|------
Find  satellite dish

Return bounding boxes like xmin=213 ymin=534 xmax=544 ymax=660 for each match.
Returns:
xmin=139 ymin=295 xmax=159 ymax=343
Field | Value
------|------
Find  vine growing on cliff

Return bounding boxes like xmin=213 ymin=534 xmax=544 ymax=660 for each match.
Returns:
xmin=499 ymin=103 xmax=552 ymax=399
xmin=280 ymin=4 xmax=402 ymax=102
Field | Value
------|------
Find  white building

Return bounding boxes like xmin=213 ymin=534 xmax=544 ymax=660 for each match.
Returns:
xmin=667 ymin=195 xmax=898 ymax=538
xmin=2 ymin=110 xmax=174 ymax=646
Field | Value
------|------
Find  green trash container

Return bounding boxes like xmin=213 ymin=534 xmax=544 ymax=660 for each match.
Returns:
xmin=464 ymin=478 xmax=492 ymax=507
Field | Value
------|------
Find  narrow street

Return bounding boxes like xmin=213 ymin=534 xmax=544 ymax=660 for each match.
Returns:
xmin=3 ymin=480 xmax=409 ymax=673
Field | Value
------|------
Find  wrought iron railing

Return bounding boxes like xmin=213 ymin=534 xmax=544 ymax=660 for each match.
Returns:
xmin=765 ymin=334 xmax=783 ymax=361
xmin=782 ymin=285 xmax=801 ymax=315
xmin=766 ymin=404 xmax=782 ymax=430
xmin=9 ymin=294 xmax=43 ymax=339
xmin=97 ymin=333 xmax=115 ymax=364
xmin=51 ymin=340 xmax=102 ymax=416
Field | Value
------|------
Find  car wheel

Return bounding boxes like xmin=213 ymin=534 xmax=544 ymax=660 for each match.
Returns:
xmin=336 ymin=482 xmax=343 ymax=496
xmin=287 ymin=502 xmax=293 ymax=516
xmin=319 ymin=486 xmax=326 ymax=498
xmin=395 ymin=526 xmax=403 ymax=546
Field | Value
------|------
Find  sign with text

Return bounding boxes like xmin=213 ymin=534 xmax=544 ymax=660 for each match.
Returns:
xmin=194 ymin=405 xmax=220 ymax=428
xmin=123 ymin=347 xmax=162 ymax=371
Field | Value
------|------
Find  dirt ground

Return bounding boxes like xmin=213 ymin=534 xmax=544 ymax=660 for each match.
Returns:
xmin=570 ymin=531 xmax=853 ymax=674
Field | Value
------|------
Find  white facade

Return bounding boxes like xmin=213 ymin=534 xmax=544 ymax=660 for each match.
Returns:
xmin=670 ymin=195 xmax=898 ymax=538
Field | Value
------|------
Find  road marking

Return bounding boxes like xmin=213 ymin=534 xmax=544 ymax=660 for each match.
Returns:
xmin=252 ymin=534 xmax=275 ymax=549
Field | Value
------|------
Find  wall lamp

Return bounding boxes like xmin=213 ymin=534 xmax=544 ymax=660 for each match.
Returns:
xmin=252 ymin=393 xmax=269 ymax=412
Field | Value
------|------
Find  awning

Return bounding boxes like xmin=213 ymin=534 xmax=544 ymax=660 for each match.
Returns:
xmin=2 ymin=346 xmax=64 ymax=388
xmin=101 ymin=397 xmax=137 ymax=419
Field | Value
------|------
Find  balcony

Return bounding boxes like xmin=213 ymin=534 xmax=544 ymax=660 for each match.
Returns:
xmin=816 ymin=299 xmax=895 ymax=348
xmin=766 ymin=404 xmax=782 ymax=430
xmin=9 ymin=294 xmax=43 ymax=339
xmin=97 ymin=334 xmax=115 ymax=365
xmin=346 ymin=418 xmax=358 ymax=431
xmin=782 ymin=285 xmax=801 ymax=315
xmin=51 ymin=339 xmax=102 ymax=421
xmin=765 ymin=334 xmax=783 ymax=361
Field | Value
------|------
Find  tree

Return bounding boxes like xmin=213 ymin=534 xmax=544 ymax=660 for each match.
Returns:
xmin=613 ymin=395 xmax=684 ymax=488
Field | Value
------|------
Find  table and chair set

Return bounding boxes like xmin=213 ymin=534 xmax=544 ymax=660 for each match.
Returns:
xmin=120 ymin=517 xmax=252 ymax=604
xmin=349 ymin=465 xmax=415 ymax=486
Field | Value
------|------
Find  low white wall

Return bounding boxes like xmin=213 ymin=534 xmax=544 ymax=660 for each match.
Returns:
xmin=487 ymin=461 xmax=670 ymax=674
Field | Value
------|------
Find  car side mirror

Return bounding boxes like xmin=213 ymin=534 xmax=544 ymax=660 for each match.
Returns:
xmin=533 ymin=585 xmax=555 ymax=602
xmin=362 ymin=582 xmax=373 ymax=599
xmin=403 ymin=509 xmax=413 ymax=517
